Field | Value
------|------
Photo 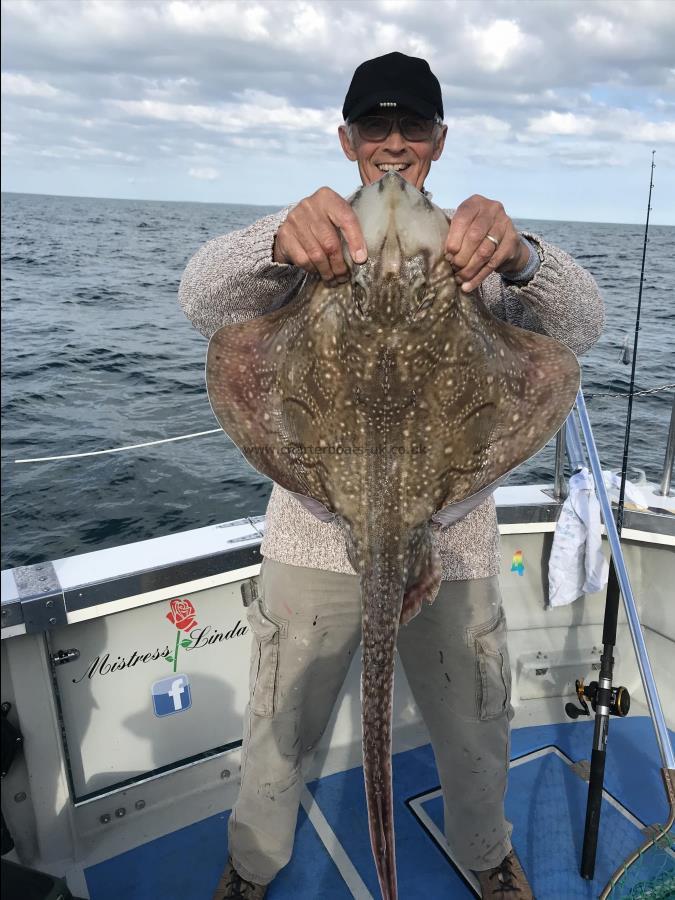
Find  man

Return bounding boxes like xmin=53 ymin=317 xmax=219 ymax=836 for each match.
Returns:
xmin=179 ymin=53 xmax=603 ymax=900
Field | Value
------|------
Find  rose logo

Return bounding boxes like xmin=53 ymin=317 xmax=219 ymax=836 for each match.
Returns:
xmin=165 ymin=598 xmax=198 ymax=673
xmin=167 ymin=598 xmax=198 ymax=631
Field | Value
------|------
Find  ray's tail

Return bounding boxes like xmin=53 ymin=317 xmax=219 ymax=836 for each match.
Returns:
xmin=360 ymin=561 xmax=405 ymax=900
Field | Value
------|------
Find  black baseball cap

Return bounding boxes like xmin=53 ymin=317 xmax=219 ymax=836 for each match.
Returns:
xmin=342 ymin=52 xmax=443 ymax=122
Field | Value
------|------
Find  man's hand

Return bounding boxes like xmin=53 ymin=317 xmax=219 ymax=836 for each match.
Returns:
xmin=445 ymin=194 xmax=530 ymax=294
xmin=273 ymin=187 xmax=368 ymax=285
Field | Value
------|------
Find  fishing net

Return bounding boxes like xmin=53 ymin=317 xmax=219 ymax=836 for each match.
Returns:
xmin=602 ymin=815 xmax=675 ymax=899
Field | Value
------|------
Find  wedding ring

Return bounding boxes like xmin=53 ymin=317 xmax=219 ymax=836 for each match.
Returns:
xmin=485 ymin=234 xmax=499 ymax=247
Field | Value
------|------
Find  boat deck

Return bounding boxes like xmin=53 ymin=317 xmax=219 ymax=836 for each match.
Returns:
xmin=2 ymin=490 xmax=673 ymax=899
xmin=84 ymin=716 xmax=674 ymax=900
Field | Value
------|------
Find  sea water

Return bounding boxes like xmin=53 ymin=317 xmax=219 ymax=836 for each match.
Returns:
xmin=1 ymin=192 xmax=673 ymax=569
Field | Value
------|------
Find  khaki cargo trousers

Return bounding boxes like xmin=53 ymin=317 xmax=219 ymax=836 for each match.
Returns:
xmin=228 ymin=558 xmax=514 ymax=886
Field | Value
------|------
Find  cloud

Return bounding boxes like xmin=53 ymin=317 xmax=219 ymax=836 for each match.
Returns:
xmin=528 ymin=108 xmax=675 ymax=143
xmin=446 ymin=114 xmax=511 ymax=139
xmin=467 ymin=19 xmax=528 ymax=73
xmin=1 ymin=130 xmax=18 ymax=157
xmin=1 ymin=72 xmax=61 ymax=97
xmin=528 ymin=112 xmax=595 ymax=137
xmin=188 ymin=166 xmax=220 ymax=180
xmin=1 ymin=0 xmax=673 ymax=219
xmin=634 ymin=120 xmax=675 ymax=142
xmin=110 ymin=90 xmax=338 ymax=135
xmin=166 ymin=0 xmax=273 ymax=40
xmin=31 ymin=139 xmax=140 ymax=163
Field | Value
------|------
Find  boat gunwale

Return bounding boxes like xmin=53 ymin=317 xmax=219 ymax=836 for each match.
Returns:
xmin=1 ymin=486 xmax=673 ymax=637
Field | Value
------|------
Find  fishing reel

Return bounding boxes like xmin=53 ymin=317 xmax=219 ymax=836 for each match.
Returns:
xmin=565 ymin=678 xmax=631 ymax=720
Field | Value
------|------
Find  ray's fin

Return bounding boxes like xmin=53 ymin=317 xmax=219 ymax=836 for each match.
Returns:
xmin=206 ymin=301 xmax=333 ymax=508
xmin=400 ymin=527 xmax=442 ymax=625
xmin=435 ymin=300 xmax=580 ymax=511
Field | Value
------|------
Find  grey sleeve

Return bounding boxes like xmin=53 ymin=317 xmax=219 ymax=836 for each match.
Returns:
xmin=178 ymin=206 xmax=307 ymax=339
xmin=479 ymin=233 xmax=605 ymax=357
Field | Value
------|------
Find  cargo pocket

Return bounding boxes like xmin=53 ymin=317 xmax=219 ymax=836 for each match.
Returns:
xmin=471 ymin=608 xmax=512 ymax=721
xmin=246 ymin=598 xmax=281 ymax=717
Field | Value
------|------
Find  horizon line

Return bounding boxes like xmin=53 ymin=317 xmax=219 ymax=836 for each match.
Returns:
xmin=2 ymin=189 xmax=672 ymax=229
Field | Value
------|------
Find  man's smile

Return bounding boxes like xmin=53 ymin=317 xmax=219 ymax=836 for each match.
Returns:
xmin=375 ymin=163 xmax=411 ymax=173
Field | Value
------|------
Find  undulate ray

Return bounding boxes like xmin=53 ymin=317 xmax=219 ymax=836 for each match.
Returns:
xmin=206 ymin=172 xmax=580 ymax=900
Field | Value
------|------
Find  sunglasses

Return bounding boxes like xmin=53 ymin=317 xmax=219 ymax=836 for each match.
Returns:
xmin=353 ymin=114 xmax=442 ymax=142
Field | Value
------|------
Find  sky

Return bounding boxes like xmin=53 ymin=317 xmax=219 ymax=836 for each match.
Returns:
xmin=1 ymin=0 xmax=674 ymax=223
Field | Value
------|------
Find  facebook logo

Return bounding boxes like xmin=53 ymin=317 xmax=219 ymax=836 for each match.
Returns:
xmin=151 ymin=674 xmax=192 ymax=717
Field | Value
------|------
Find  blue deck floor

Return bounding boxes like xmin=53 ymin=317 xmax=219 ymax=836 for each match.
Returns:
xmin=85 ymin=717 xmax=674 ymax=899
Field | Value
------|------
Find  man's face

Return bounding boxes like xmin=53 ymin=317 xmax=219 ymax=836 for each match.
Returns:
xmin=338 ymin=108 xmax=447 ymax=191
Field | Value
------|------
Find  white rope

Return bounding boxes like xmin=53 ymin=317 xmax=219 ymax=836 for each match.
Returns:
xmin=14 ymin=429 xmax=222 ymax=464
xmin=587 ymin=382 xmax=675 ymax=401
xmin=14 ymin=378 xmax=674 ymax=465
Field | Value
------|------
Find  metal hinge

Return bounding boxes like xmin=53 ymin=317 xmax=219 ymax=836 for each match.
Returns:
xmin=12 ymin=562 xmax=67 ymax=633
xmin=50 ymin=648 xmax=81 ymax=667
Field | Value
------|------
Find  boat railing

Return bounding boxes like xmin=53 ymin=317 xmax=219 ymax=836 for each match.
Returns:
xmin=553 ymin=413 xmax=587 ymax=499
xmin=571 ymin=388 xmax=674 ymax=772
xmin=658 ymin=393 xmax=675 ymax=498
xmin=554 ymin=389 xmax=675 ymax=501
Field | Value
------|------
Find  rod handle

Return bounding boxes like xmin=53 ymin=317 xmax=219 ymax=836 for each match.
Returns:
xmin=580 ymin=747 xmax=607 ymax=879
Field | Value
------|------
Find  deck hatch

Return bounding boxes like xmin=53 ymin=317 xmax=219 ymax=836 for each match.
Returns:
xmin=47 ymin=576 xmax=256 ymax=801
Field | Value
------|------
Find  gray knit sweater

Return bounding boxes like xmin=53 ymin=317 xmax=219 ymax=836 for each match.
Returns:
xmin=179 ymin=204 xmax=604 ymax=581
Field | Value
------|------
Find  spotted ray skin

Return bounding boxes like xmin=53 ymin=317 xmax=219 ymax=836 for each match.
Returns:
xmin=206 ymin=172 xmax=580 ymax=899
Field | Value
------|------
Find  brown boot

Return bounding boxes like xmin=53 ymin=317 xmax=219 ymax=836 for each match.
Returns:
xmin=475 ymin=849 xmax=534 ymax=898
xmin=212 ymin=858 xmax=267 ymax=900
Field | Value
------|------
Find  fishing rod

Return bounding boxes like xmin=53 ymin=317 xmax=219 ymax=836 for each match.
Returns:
xmin=574 ymin=390 xmax=675 ymax=896
xmin=566 ymin=151 xmax=657 ymax=880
